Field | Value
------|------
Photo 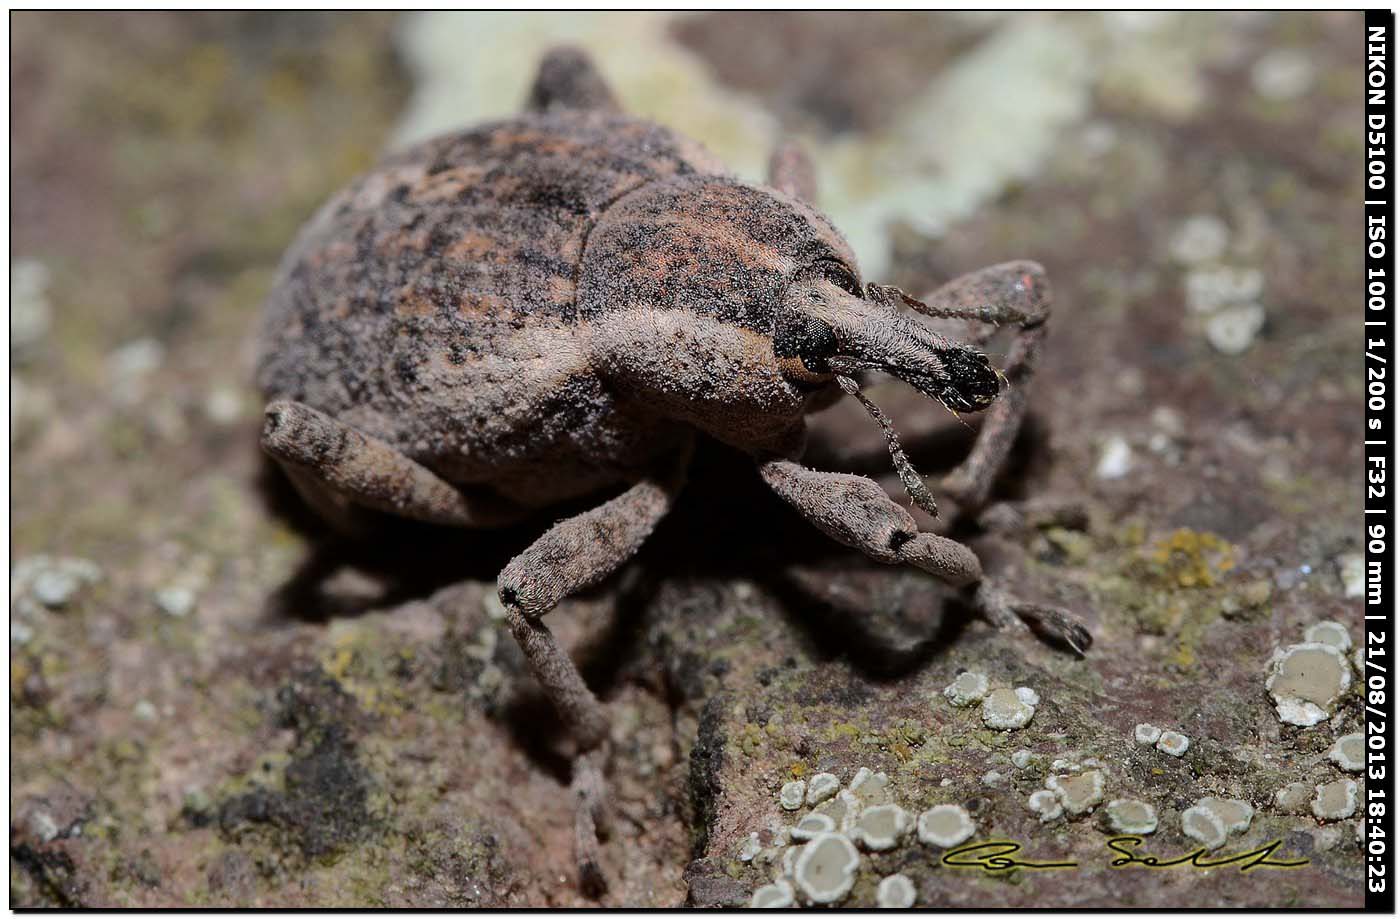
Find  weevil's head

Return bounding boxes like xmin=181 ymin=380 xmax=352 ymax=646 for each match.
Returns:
xmin=579 ymin=175 xmax=1001 ymax=462
xmin=771 ymin=263 xmax=1001 ymax=414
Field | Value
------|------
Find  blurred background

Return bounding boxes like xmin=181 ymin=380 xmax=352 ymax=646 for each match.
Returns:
xmin=11 ymin=11 xmax=1364 ymax=907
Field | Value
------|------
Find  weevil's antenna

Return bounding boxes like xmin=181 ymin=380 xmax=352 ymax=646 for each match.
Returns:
xmin=835 ymin=374 xmax=939 ymax=518
xmin=868 ymin=282 xmax=999 ymax=327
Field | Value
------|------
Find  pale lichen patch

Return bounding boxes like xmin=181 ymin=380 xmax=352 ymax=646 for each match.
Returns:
xmin=1274 ymin=781 xmax=1313 ymax=815
xmin=1027 ymin=789 xmax=1064 ymax=823
xmin=750 ymin=879 xmax=795 ymax=909
xmin=792 ymin=833 xmax=860 ymax=905
xmin=943 ymin=671 xmax=990 ymax=708
xmin=917 ymin=804 xmax=976 ymax=848
xmin=1156 ymin=730 xmax=1190 ymax=757
xmin=1170 ymin=214 xmax=1229 ymax=264
xmin=1181 ymin=804 xmax=1228 ymax=850
xmin=1134 ymin=723 xmax=1162 ymax=745
xmin=1104 ymin=798 xmax=1158 ymax=835
xmin=1312 ymin=779 xmax=1359 ymax=822
xmin=813 ymin=791 xmax=856 ymax=834
xmin=1304 ymin=620 xmax=1352 ymax=652
xmin=1266 ymin=642 xmax=1350 ymax=726
xmin=852 ymin=803 xmax=912 ymax=852
xmin=805 ymin=772 xmax=840 ymax=806
xmin=1046 ymin=769 xmax=1105 ymax=816
xmin=845 ymin=769 xmax=892 ymax=810
xmin=779 ymin=779 xmax=806 ymax=811
xmin=876 ymin=873 xmax=917 ymax=909
xmin=982 ymin=687 xmax=1036 ymax=730
xmin=1328 ymin=733 xmax=1364 ymax=773
xmin=1198 ymin=797 xmax=1253 ymax=835
xmin=791 ymin=812 xmax=836 ymax=843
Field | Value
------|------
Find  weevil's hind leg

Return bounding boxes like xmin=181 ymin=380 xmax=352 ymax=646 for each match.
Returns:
xmin=498 ymin=443 xmax=691 ymax=896
xmin=907 ymin=261 xmax=1052 ymax=513
xmin=767 ymin=139 xmax=817 ymax=202
xmin=261 ymin=400 xmax=525 ymax=528
xmin=525 ymin=45 xmax=621 ymax=114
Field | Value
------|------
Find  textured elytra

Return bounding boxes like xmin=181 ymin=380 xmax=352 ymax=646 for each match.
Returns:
xmin=257 ymin=110 xmax=852 ymax=506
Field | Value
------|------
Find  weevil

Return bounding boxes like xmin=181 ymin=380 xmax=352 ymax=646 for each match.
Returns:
xmin=256 ymin=46 xmax=1091 ymax=895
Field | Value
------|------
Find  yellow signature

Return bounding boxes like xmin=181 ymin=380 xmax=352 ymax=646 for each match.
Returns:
xmin=941 ymin=837 xmax=1310 ymax=874
xmin=1105 ymin=836 xmax=1310 ymax=872
xmin=942 ymin=841 xmax=1078 ymax=872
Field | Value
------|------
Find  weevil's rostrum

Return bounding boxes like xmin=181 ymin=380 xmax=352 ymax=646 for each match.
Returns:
xmin=256 ymin=45 xmax=1090 ymax=896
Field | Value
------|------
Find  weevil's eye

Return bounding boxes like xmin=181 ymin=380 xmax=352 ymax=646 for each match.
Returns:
xmin=816 ymin=260 xmax=862 ymax=297
xmin=774 ymin=311 xmax=839 ymax=378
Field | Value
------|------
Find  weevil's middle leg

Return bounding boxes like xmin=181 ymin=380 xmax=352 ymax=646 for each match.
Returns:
xmin=905 ymin=260 xmax=1052 ymax=512
xmin=498 ymin=445 xmax=690 ymax=896
xmin=525 ymin=45 xmax=620 ymax=114
xmin=767 ymin=139 xmax=817 ymax=202
xmin=261 ymin=399 xmax=527 ymax=531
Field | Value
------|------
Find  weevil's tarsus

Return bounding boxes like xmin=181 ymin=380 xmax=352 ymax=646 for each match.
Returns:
xmin=572 ymin=746 xmax=611 ymax=897
xmin=972 ymin=582 xmax=1092 ymax=657
xmin=835 ymin=374 xmax=939 ymax=518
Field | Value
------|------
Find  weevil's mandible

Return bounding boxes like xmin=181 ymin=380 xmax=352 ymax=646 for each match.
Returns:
xmin=256 ymin=45 xmax=1090 ymax=896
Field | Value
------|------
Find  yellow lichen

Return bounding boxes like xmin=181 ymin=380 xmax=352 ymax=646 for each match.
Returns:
xmin=823 ymin=722 xmax=863 ymax=744
xmin=737 ymin=722 xmax=765 ymax=756
xmin=1147 ymin=528 xmax=1236 ymax=589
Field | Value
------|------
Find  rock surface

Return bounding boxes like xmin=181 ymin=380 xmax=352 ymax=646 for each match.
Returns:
xmin=11 ymin=11 xmax=1363 ymax=908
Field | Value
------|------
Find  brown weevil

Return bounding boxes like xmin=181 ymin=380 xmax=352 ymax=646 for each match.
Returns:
xmin=256 ymin=46 xmax=1091 ymax=895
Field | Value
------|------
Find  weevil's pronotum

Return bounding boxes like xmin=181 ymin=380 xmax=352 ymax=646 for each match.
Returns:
xmin=256 ymin=46 xmax=1091 ymax=894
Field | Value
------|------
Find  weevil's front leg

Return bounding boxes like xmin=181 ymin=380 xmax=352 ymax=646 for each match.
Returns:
xmin=907 ymin=261 xmax=1052 ymax=512
xmin=972 ymin=581 xmax=1092 ymax=653
xmin=759 ymin=457 xmax=1091 ymax=654
xmin=767 ymin=139 xmax=817 ymax=202
xmin=525 ymin=45 xmax=620 ymax=114
xmin=498 ymin=444 xmax=690 ymax=896
xmin=261 ymin=400 xmax=524 ymax=529
xmin=758 ymin=457 xmax=982 ymax=585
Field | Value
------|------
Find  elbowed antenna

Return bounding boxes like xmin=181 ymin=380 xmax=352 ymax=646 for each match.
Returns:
xmin=835 ymin=374 xmax=940 ymax=518
xmin=821 ymin=282 xmax=1005 ymax=517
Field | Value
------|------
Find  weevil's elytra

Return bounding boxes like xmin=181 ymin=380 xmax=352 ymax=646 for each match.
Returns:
xmin=256 ymin=45 xmax=1090 ymax=897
